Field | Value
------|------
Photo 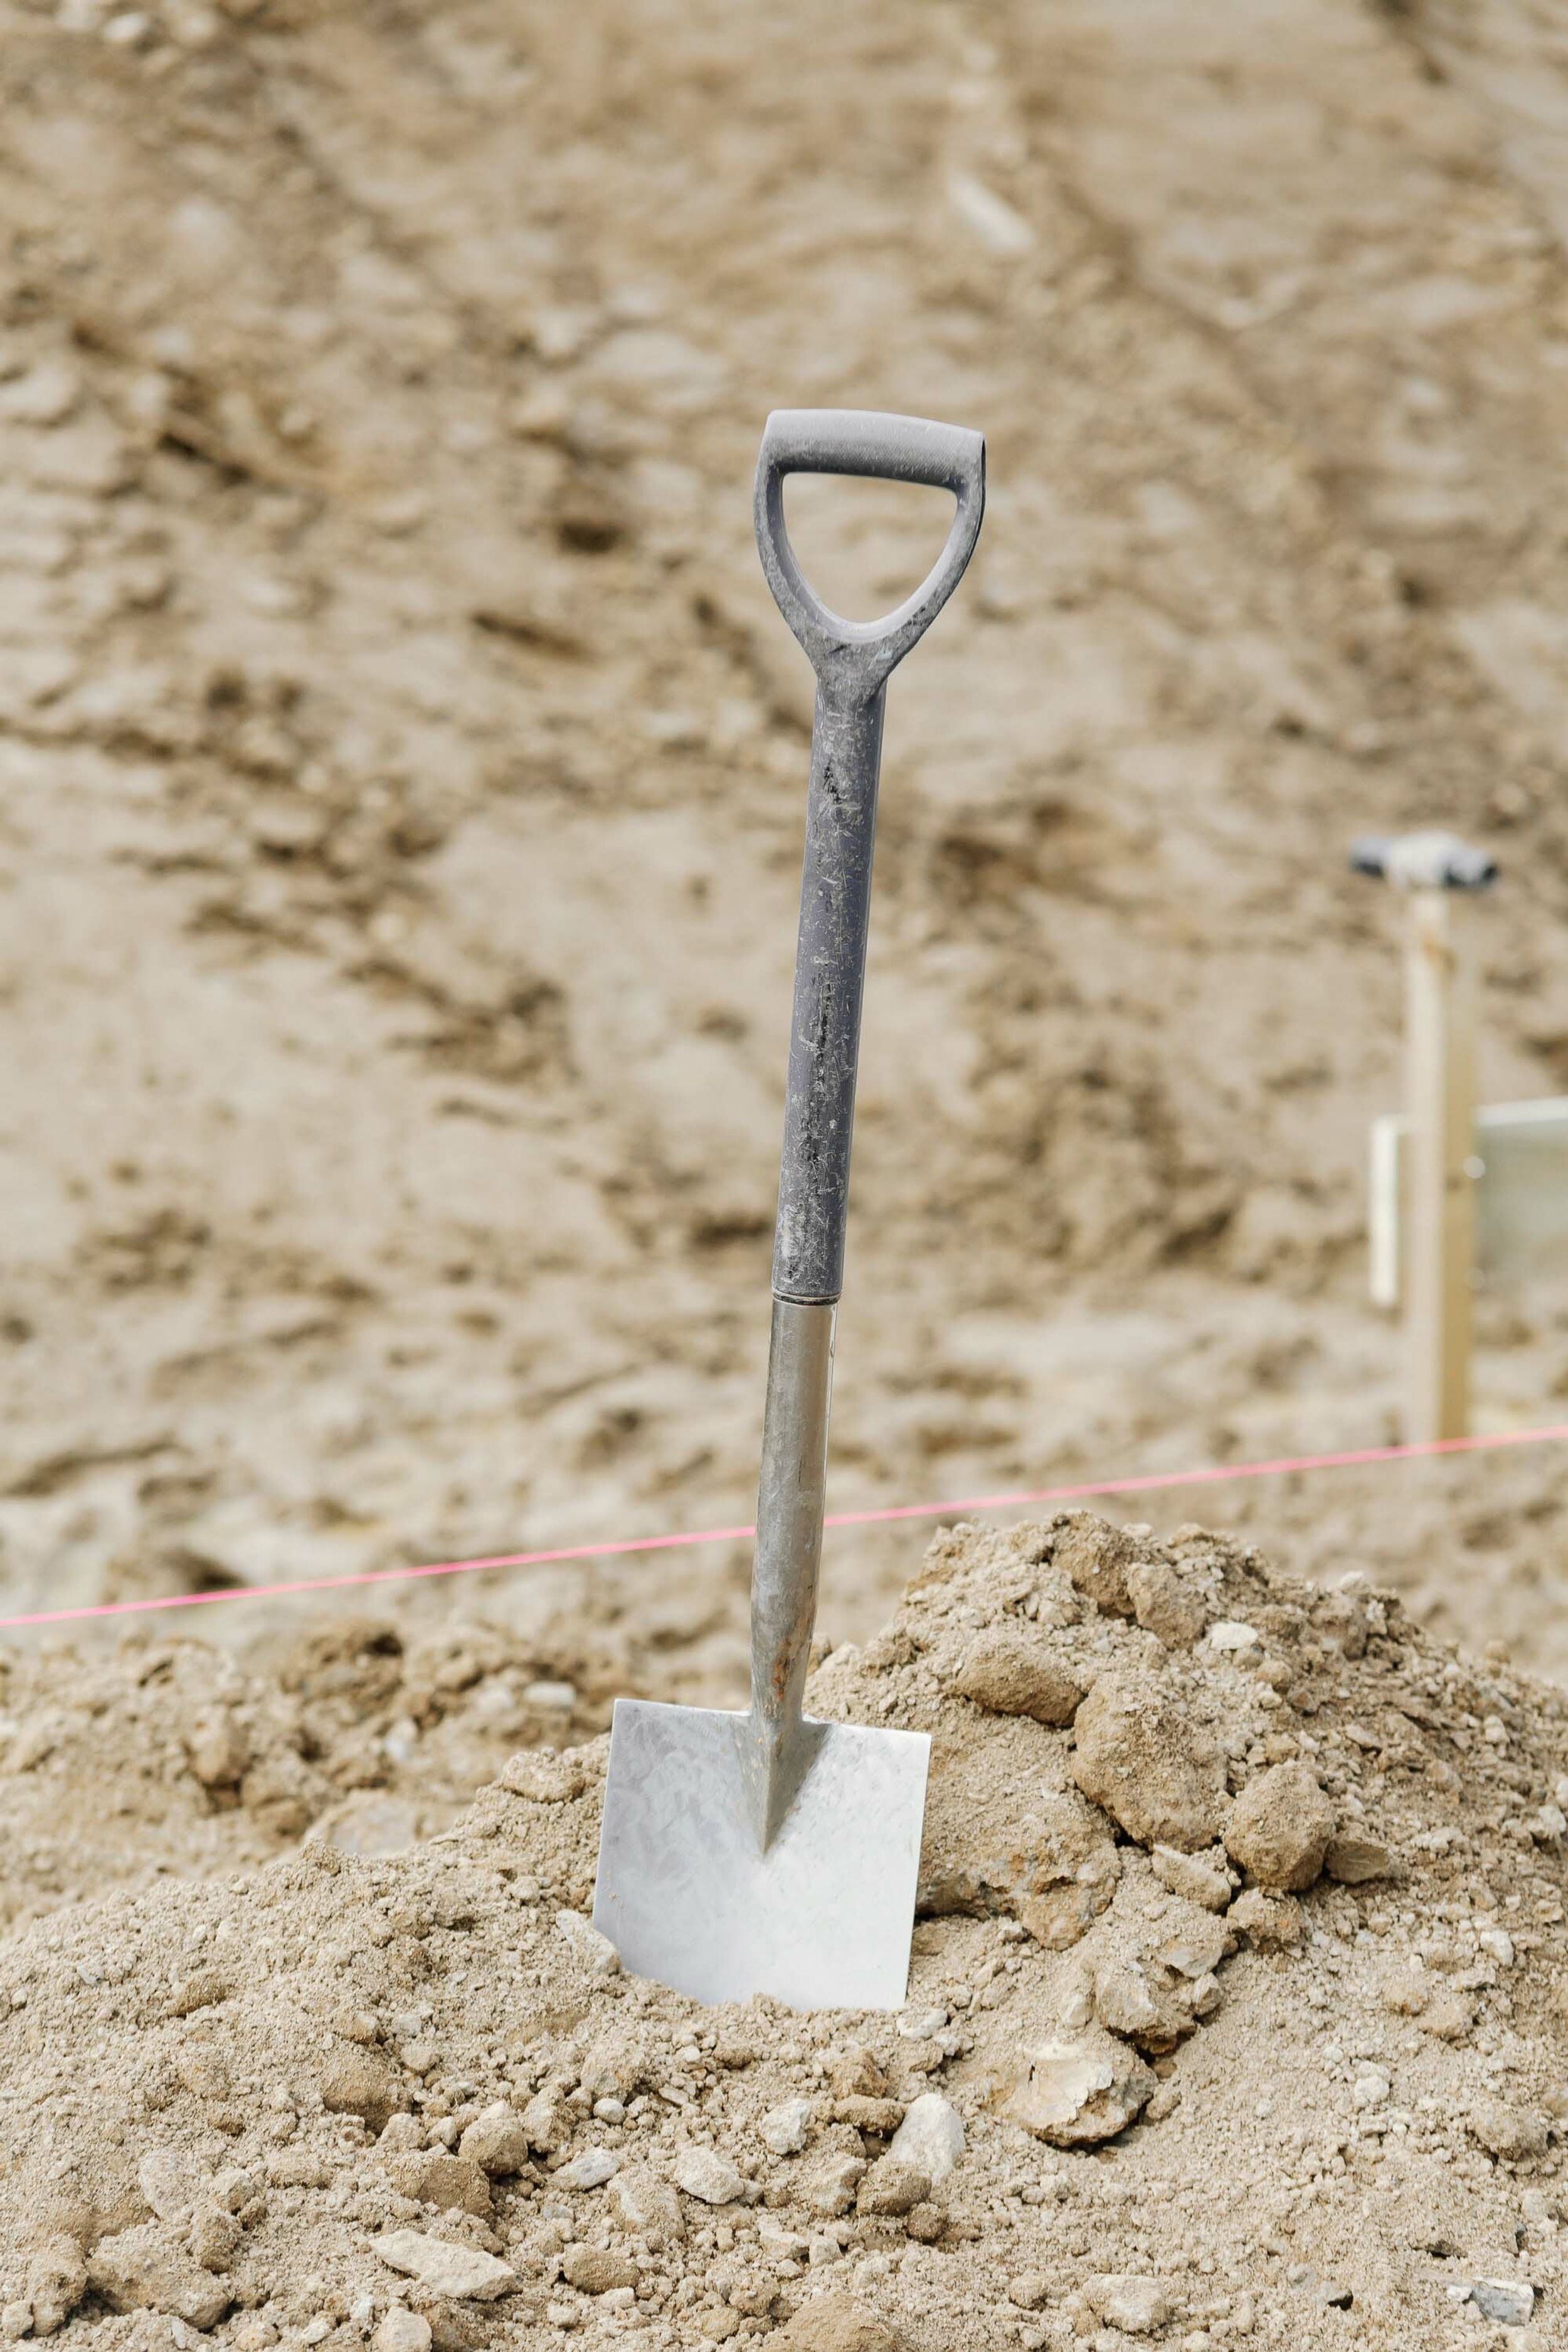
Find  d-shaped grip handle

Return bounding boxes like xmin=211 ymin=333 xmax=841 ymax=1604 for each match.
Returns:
xmin=755 ymin=408 xmax=985 ymax=693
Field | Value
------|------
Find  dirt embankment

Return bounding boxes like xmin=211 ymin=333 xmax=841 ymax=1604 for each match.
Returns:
xmin=3 ymin=0 xmax=1568 ymax=1680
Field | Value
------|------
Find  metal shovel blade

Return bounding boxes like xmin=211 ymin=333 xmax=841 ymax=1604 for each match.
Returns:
xmin=592 ymin=1696 xmax=930 ymax=2011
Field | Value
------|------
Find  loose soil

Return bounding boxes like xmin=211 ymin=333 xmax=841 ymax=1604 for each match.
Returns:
xmin=3 ymin=1514 xmax=1567 ymax=2352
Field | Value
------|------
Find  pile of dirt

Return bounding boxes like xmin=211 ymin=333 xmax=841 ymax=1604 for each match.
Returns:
xmin=2 ymin=1513 xmax=1565 ymax=2351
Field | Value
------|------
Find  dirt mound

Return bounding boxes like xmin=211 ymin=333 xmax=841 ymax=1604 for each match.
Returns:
xmin=1 ymin=1515 xmax=1564 ymax=2349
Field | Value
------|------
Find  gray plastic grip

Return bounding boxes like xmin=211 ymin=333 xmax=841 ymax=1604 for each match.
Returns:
xmin=755 ymin=408 xmax=985 ymax=693
xmin=755 ymin=409 xmax=985 ymax=1303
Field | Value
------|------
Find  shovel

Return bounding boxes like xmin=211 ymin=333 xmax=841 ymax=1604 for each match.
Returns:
xmin=593 ymin=409 xmax=986 ymax=2010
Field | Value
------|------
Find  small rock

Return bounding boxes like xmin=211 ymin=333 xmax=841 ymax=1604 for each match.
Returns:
xmin=1153 ymin=1905 xmax=1231 ymax=1979
xmin=608 ymin=2165 xmax=686 ymax=2240
xmin=373 ymin=2312 xmax=433 ymax=2352
xmin=1020 ymin=1885 xmax=1098 ymax=1951
xmin=554 ymin=1910 xmax=620 ymax=1975
xmin=999 ymin=2029 xmax=1156 ymax=2147
xmin=560 ymin=2247 xmax=638 ymax=2294
xmin=1323 ymin=1832 xmax=1392 ymax=1885
xmin=1 ymin=2308 xmax=31 ymax=2344
xmin=1084 ymin=2276 xmax=1172 ymax=2334
xmin=1470 ymin=2279 xmax=1534 ymax=2325
xmin=1223 ymin=1764 xmax=1335 ymax=1893
xmin=321 ymin=2045 xmax=405 ymax=2132
xmin=184 ymin=1711 xmax=249 ymax=1789
xmin=829 ymin=2047 xmax=888 ymax=2098
xmin=457 ymin=2103 xmax=531 ymax=2176
xmin=137 ymin=2150 xmax=201 ymax=2223
xmin=386 ymin=2153 xmax=491 ymax=2216
xmin=1470 ymin=2098 xmax=1549 ymax=2162
xmin=951 ymin=1629 xmax=1085 ymax=1726
xmin=1149 ymin=1846 xmax=1232 ymax=1912
xmin=905 ymin=2204 xmax=946 ymax=2243
xmin=774 ymin=2290 xmax=899 ymax=2351
xmin=188 ymin=2208 xmax=242 ymax=2272
xmin=760 ymin=2097 xmax=815 ymax=2156
xmin=1007 ymin=2274 xmax=1050 ymax=2311
xmin=1227 ymin=1888 xmax=1303 ymax=1949
xmin=1072 ymin=1677 xmax=1227 ymax=1853
xmin=802 ymin=2151 xmax=867 ymax=2217
xmin=373 ymin=2233 xmax=517 ymax=2302
xmin=1054 ymin=1517 xmax=1138 ymax=1616
xmin=1419 ymin=1988 xmax=1475 ymax=2042
xmin=1125 ymin=1559 xmax=1208 ymax=1648
xmin=673 ymin=2146 xmax=744 ymax=2206
xmin=856 ymin=2159 xmax=930 ymax=2217
xmin=887 ymin=2093 xmax=965 ymax=2183
xmin=832 ymin=2096 xmax=904 ymax=2136
xmin=500 ymin=1751 xmax=585 ymax=1802
xmin=87 ymin=2227 xmax=233 ymax=2329
xmin=520 ymin=2086 xmax=571 ymax=2153
xmin=26 ymin=2239 xmax=86 ymax=2338
xmin=554 ymin=2147 xmax=618 ymax=2191
xmin=699 ymin=2316 xmax=741 ymax=2344
xmin=1205 ymin=1621 xmax=1259 ymax=1654
xmin=168 ymin=1971 xmax=230 ymax=2018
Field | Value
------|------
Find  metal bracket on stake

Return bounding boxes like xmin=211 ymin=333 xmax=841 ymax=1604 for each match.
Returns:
xmin=1351 ymin=830 xmax=1497 ymax=1443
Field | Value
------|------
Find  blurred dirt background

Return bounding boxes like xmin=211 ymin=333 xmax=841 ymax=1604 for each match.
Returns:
xmin=5 ymin=0 xmax=1568 ymax=1749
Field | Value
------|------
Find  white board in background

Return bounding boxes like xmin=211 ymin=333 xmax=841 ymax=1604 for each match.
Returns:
xmin=1370 ymin=1096 xmax=1568 ymax=1309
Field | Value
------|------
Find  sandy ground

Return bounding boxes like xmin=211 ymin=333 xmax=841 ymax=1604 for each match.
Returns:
xmin=4 ymin=0 xmax=1568 ymax=1702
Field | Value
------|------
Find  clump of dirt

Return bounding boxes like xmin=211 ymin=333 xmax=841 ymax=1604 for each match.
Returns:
xmin=2 ymin=1516 xmax=1565 ymax=2350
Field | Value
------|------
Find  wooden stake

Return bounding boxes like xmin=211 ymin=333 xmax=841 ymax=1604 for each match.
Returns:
xmin=1403 ymin=887 xmax=1477 ymax=1442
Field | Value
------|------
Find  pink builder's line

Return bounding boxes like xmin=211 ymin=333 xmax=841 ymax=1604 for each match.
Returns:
xmin=3 ymin=1419 xmax=1566 ymax=1634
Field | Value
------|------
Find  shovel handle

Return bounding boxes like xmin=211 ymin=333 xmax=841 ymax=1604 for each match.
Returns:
xmin=754 ymin=408 xmax=985 ymax=691
xmin=758 ymin=409 xmax=986 ymax=1306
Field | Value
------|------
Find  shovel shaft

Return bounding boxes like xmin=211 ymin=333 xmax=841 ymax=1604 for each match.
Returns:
xmin=772 ymin=682 xmax=886 ymax=1305
xmin=751 ymin=1296 xmax=835 ymax=1731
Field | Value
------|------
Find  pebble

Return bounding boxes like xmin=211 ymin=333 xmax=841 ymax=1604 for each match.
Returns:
xmin=1000 ymin=2029 xmax=1156 ymax=2147
xmin=1054 ymin=1517 xmax=1138 ymax=1616
xmin=1008 ymin=2272 xmax=1050 ymax=2310
xmin=774 ymin=2289 xmax=898 ymax=2349
xmin=372 ymin=2312 xmax=431 ymax=2352
xmin=1323 ymin=1832 xmax=1391 ymax=1885
xmin=951 ymin=1629 xmax=1085 ymax=1726
xmin=760 ymin=2097 xmax=815 ymax=2156
xmin=458 ymin=2102 xmax=532 ymax=2176
xmin=1072 ymin=1677 xmax=1227 ymax=1853
xmin=609 ymin=2164 xmax=686 ymax=2240
xmin=1223 ymin=1764 xmax=1335 ymax=1893
xmin=855 ymin=2158 xmax=929 ymax=2217
xmin=1469 ymin=2098 xmax=1549 ymax=2161
xmin=553 ymin=2147 xmax=619 ymax=2191
xmin=673 ymin=2146 xmax=744 ymax=2206
xmin=372 ymin=2232 xmax=518 ymax=2301
xmin=1206 ymin=1621 xmax=1260 ymax=1653
xmin=554 ymin=1910 xmax=620 ymax=1975
xmin=1149 ymin=1846 xmax=1232 ymax=1912
xmin=26 ymin=2238 xmax=86 ymax=2337
xmin=1084 ymin=2275 xmax=1173 ymax=2334
xmin=320 ymin=2045 xmax=404 ymax=2132
xmin=1126 ymin=1558 xmax=1209 ymax=1648
xmin=560 ymin=2245 xmax=638 ymax=2294
xmin=1469 ymin=2278 xmax=1535 ymax=2324
xmin=801 ymin=2153 xmax=867 ymax=2217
